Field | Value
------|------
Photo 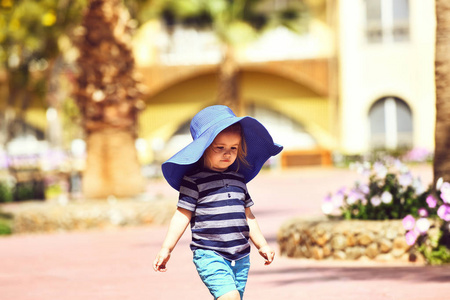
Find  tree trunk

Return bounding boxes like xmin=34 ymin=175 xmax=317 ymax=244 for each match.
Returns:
xmin=216 ymin=46 xmax=242 ymax=116
xmin=74 ymin=0 xmax=145 ymax=199
xmin=83 ymin=129 xmax=143 ymax=198
xmin=434 ymin=0 xmax=450 ymax=183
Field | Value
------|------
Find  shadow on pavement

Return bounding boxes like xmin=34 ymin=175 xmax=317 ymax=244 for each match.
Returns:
xmin=251 ymin=265 xmax=450 ymax=286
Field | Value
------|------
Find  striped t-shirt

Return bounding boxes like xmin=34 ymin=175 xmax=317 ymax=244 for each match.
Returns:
xmin=178 ymin=168 xmax=254 ymax=261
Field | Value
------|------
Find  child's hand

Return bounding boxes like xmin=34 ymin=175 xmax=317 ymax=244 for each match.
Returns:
xmin=258 ymin=245 xmax=275 ymax=265
xmin=153 ymin=248 xmax=171 ymax=272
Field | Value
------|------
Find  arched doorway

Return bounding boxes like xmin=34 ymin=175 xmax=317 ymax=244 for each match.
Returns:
xmin=368 ymin=97 xmax=413 ymax=150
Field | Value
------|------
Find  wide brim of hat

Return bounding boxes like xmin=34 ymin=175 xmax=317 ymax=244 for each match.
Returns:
xmin=162 ymin=116 xmax=283 ymax=191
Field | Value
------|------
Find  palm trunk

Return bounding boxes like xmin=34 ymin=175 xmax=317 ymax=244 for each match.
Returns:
xmin=83 ymin=128 xmax=143 ymax=198
xmin=434 ymin=0 xmax=450 ymax=183
xmin=75 ymin=0 xmax=145 ymax=199
xmin=216 ymin=46 xmax=242 ymax=115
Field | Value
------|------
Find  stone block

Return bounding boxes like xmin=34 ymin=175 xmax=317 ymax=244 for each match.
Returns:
xmin=293 ymin=232 xmax=301 ymax=244
xmin=365 ymin=243 xmax=379 ymax=259
xmin=346 ymin=234 xmax=357 ymax=247
xmin=357 ymin=232 xmax=375 ymax=246
xmin=376 ymin=253 xmax=394 ymax=262
xmin=301 ymin=245 xmax=311 ymax=258
xmin=392 ymin=248 xmax=406 ymax=258
xmin=379 ymin=238 xmax=393 ymax=253
xmin=312 ymin=246 xmax=324 ymax=260
xmin=323 ymin=245 xmax=332 ymax=257
xmin=384 ymin=228 xmax=399 ymax=240
xmin=358 ymin=255 xmax=371 ymax=262
xmin=331 ymin=234 xmax=347 ymax=250
xmin=333 ymin=250 xmax=346 ymax=260
xmin=345 ymin=246 xmax=364 ymax=260
xmin=393 ymin=237 xmax=409 ymax=251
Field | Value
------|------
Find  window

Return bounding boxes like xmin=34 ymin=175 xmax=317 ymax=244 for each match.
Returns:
xmin=365 ymin=0 xmax=410 ymax=43
xmin=369 ymin=97 xmax=413 ymax=150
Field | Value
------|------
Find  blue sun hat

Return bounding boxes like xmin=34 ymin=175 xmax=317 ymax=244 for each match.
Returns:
xmin=162 ymin=105 xmax=283 ymax=190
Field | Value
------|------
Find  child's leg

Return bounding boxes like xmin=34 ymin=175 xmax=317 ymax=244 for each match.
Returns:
xmin=217 ymin=290 xmax=240 ymax=300
xmin=233 ymin=256 xmax=250 ymax=298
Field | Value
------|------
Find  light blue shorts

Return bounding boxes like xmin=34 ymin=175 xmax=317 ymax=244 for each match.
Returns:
xmin=193 ymin=249 xmax=250 ymax=299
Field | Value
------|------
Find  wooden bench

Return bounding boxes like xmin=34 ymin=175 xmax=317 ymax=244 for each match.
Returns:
xmin=281 ymin=148 xmax=332 ymax=167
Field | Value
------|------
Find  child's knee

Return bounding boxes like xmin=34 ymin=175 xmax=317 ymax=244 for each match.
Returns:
xmin=217 ymin=290 xmax=240 ymax=300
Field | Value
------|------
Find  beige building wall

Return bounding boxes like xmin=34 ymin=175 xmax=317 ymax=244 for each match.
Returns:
xmin=133 ymin=15 xmax=336 ymax=164
xmin=338 ymin=0 xmax=436 ymax=154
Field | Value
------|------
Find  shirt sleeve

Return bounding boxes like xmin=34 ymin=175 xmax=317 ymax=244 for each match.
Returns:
xmin=244 ymin=188 xmax=254 ymax=208
xmin=178 ymin=176 xmax=198 ymax=212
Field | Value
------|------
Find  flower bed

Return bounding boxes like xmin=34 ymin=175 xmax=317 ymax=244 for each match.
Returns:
xmin=278 ymin=159 xmax=450 ymax=265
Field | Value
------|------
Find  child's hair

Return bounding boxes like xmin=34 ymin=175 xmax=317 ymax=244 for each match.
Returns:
xmin=222 ymin=123 xmax=250 ymax=170
xmin=203 ymin=123 xmax=250 ymax=170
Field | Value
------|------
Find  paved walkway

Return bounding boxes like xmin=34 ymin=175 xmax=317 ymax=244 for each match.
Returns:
xmin=1 ymin=165 xmax=450 ymax=300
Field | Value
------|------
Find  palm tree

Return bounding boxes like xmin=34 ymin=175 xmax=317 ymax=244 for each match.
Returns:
xmin=434 ymin=0 xmax=450 ymax=183
xmin=152 ymin=0 xmax=306 ymax=115
xmin=74 ymin=0 xmax=146 ymax=198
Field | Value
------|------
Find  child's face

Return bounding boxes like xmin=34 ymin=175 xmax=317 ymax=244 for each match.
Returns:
xmin=204 ymin=131 xmax=241 ymax=172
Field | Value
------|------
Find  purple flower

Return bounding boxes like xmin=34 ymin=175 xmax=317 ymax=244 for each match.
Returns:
xmin=437 ymin=204 xmax=450 ymax=222
xmin=418 ymin=208 xmax=428 ymax=218
xmin=370 ymin=196 xmax=381 ymax=207
xmin=322 ymin=196 xmax=334 ymax=215
xmin=426 ymin=195 xmax=438 ymax=208
xmin=402 ymin=215 xmax=416 ymax=230
xmin=440 ymin=182 xmax=450 ymax=204
xmin=440 ymin=181 xmax=450 ymax=192
xmin=358 ymin=184 xmax=370 ymax=195
xmin=346 ymin=190 xmax=362 ymax=205
xmin=322 ymin=195 xmax=333 ymax=215
xmin=332 ymin=193 xmax=344 ymax=208
xmin=404 ymin=148 xmax=431 ymax=162
xmin=337 ymin=187 xmax=347 ymax=194
xmin=436 ymin=177 xmax=444 ymax=191
xmin=416 ymin=218 xmax=430 ymax=234
xmin=381 ymin=191 xmax=393 ymax=204
xmin=405 ymin=230 xmax=418 ymax=246
xmin=399 ymin=172 xmax=413 ymax=187
xmin=413 ymin=178 xmax=425 ymax=195
xmin=393 ymin=159 xmax=405 ymax=172
xmin=373 ymin=162 xmax=387 ymax=178
xmin=0 ymin=152 xmax=9 ymax=169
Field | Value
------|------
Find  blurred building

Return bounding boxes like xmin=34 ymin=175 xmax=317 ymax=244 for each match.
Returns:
xmin=1 ymin=0 xmax=436 ymax=170
xmin=338 ymin=0 xmax=435 ymax=155
xmin=134 ymin=0 xmax=435 ymax=167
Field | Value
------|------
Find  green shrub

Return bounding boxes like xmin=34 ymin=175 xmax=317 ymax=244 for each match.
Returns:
xmin=0 ymin=181 xmax=13 ymax=203
xmin=322 ymin=160 xmax=428 ymax=220
xmin=0 ymin=212 xmax=13 ymax=235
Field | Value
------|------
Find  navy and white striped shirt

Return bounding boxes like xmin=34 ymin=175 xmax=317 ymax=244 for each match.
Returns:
xmin=178 ymin=168 xmax=254 ymax=261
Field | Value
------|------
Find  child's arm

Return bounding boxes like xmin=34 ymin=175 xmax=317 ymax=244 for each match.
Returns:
xmin=153 ymin=207 xmax=192 ymax=272
xmin=245 ymin=207 xmax=275 ymax=265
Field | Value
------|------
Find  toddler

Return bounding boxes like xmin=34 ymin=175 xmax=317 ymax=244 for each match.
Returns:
xmin=153 ymin=105 xmax=283 ymax=300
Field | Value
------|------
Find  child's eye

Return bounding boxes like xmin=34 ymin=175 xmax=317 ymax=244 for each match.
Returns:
xmin=211 ymin=146 xmax=223 ymax=153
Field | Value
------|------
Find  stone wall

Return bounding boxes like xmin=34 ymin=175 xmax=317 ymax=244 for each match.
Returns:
xmin=6 ymin=199 xmax=176 ymax=234
xmin=277 ymin=217 xmax=427 ymax=263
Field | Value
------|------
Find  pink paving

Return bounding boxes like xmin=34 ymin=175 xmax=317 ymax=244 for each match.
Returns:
xmin=1 ymin=166 xmax=449 ymax=300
